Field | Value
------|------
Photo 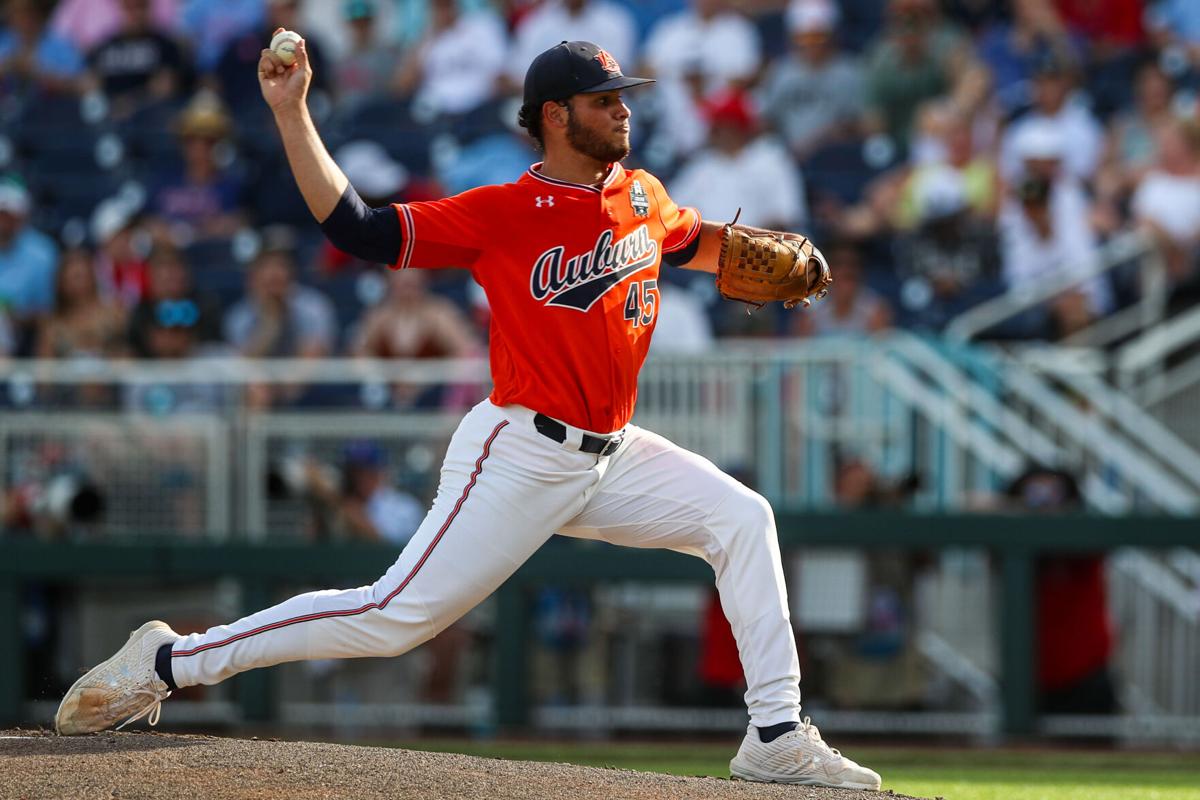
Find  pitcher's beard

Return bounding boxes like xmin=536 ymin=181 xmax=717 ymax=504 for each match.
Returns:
xmin=566 ymin=113 xmax=630 ymax=164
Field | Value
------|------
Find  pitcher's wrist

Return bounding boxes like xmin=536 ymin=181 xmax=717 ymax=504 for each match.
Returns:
xmin=271 ymin=101 xmax=310 ymax=127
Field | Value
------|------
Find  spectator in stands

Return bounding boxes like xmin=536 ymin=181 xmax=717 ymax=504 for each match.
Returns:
xmin=147 ymin=91 xmax=246 ymax=242
xmin=1056 ymin=0 xmax=1144 ymax=50
xmin=178 ymin=0 xmax=264 ymax=72
xmin=1148 ymin=0 xmax=1200 ymax=72
xmin=670 ymin=89 xmax=806 ymax=232
xmin=0 ymin=0 xmax=85 ymax=96
xmin=507 ymin=0 xmax=637 ymax=92
xmin=223 ymin=228 xmax=336 ymax=361
xmin=51 ymin=0 xmax=179 ymax=55
xmin=999 ymin=48 xmax=1103 ymax=183
xmin=831 ymin=450 xmax=917 ymax=509
xmin=531 ymin=584 xmax=594 ymax=706
xmin=128 ymin=241 xmax=221 ymax=357
xmin=1099 ymin=62 xmax=1178 ymax=204
xmin=846 ymin=101 xmax=1000 ymax=240
xmin=895 ymin=103 xmax=999 ymax=229
xmin=1131 ymin=118 xmax=1200 ymax=299
xmin=1005 ymin=466 xmax=1118 ymax=716
xmin=998 ymin=121 xmax=1110 ymax=338
xmin=812 ymin=456 xmax=924 ymax=711
xmin=90 ymin=194 xmax=151 ymax=309
xmin=833 ymin=456 xmax=885 ymax=507
xmin=390 ymin=0 xmax=507 ymax=117
xmin=791 ymin=239 xmax=890 ymax=337
xmin=352 ymin=268 xmax=480 ymax=408
xmin=225 ymin=230 xmax=337 ymax=409
xmin=123 ymin=294 xmax=232 ymax=414
xmin=759 ymin=0 xmax=865 ymax=161
xmin=696 ymin=582 xmax=744 ymax=708
xmin=861 ymin=0 xmax=974 ymax=154
xmin=353 ymin=268 xmax=477 ymax=362
xmin=1055 ymin=0 xmax=1145 ymax=115
xmin=302 ymin=441 xmax=424 ymax=545
xmin=35 ymin=246 xmax=127 ymax=361
xmin=636 ymin=0 xmax=762 ymax=161
xmin=974 ymin=0 xmax=1075 ymax=115
xmin=894 ymin=167 xmax=1001 ymax=330
xmin=331 ymin=0 xmax=400 ymax=113
xmin=0 ymin=179 xmax=58 ymax=328
xmin=642 ymin=0 xmax=761 ymax=92
xmin=209 ymin=0 xmax=331 ymax=124
xmin=84 ymin=0 xmax=190 ymax=121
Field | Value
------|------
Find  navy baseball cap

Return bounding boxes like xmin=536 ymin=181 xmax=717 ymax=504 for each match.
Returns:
xmin=523 ymin=41 xmax=654 ymax=108
xmin=343 ymin=441 xmax=387 ymax=468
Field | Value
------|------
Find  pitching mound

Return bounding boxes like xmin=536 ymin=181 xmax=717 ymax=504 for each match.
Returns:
xmin=1 ymin=729 xmax=926 ymax=800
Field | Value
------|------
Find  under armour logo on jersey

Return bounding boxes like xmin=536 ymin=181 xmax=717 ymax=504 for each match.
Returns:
xmin=535 ymin=196 xmax=554 ymax=208
xmin=529 ymin=224 xmax=658 ymax=312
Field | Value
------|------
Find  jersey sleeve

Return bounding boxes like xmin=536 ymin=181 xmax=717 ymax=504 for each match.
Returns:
xmin=391 ymin=186 xmax=495 ymax=270
xmin=647 ymin=173 xmax=702 ymax=255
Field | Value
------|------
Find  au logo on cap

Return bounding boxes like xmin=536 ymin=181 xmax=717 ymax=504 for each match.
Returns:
xmin=594 ymin=48 xmax=620 ymax=75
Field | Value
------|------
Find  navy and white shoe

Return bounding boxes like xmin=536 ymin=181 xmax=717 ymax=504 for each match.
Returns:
xmin=56 ymin=620 xmax=180 ymax=736
xmin=730 ymin=717 xmax=882 ymax=790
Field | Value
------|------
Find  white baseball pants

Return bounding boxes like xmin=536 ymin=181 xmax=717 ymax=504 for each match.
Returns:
xmin=170 ymin=400 xmax=802 ymax=727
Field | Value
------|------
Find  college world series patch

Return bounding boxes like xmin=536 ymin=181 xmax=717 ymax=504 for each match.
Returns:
xmin=630 ymin=180 xmax=650 ymax=217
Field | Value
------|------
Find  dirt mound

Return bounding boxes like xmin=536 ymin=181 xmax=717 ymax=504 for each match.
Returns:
xmin=0 ymin=729 xmax=926 ymax=800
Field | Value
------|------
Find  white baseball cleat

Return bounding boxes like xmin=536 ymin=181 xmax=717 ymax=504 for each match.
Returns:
xmin=729 ymin=717 xmax=883 ymax=790
xmin=55 ymin=620 xmax=180 ymax=736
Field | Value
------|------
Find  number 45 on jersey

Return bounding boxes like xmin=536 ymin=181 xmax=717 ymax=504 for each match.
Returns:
xmin=624 ymin=279 xmax=658 ymax=328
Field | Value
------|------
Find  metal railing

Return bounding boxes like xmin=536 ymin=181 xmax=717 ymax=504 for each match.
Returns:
xmin=990 ymin=356 xmax=1197 ymax=513
xmin=944 ymin=232 xmax=1164 ymax=346
xmin=1138 ymin=361 xmax=1200 ymax=452
xmin=884 ymin=333 xmax=1200 ymax=512
xmin=0 ymin=411 xmax=230 ymax=538
xmin=1116 ymin=303 xmax=1200 ymax=381
xmin=1110 ymin=549 xmax=1200 ymax=721
xmin=4 ymin=342 xmax=1196 ymax=526
xmin=994 ymin=343 xmax=1200 ymax=726
xmin=1109 ymin=305 xmax=1200 ymax=451
xmin=1038 ymin=367 xmax=1200 ymax=495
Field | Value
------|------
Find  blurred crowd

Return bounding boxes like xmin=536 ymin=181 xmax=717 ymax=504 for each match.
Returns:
xmin=0 ymin=0 xmax=1198 ymax=377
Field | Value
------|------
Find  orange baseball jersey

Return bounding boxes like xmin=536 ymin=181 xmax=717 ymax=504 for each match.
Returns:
xmin=390 ymin=162 xmax=700 ymax=433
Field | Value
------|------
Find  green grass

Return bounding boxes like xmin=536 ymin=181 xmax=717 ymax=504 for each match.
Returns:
xmin=386 ymin=739 xmax=1200 ymax=800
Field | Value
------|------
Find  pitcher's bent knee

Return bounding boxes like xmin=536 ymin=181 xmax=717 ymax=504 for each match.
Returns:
xmin=736 ymin=486 xmax=776 ymax=528
xmin=714 ymin=485 xmax=777 ymax=541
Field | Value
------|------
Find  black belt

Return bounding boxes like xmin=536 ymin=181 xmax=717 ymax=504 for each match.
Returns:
xmin=534 ymin=413 xmax=624 ymax=457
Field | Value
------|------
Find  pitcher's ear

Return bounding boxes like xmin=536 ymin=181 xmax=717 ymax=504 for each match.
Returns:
xmin=545 ymin=100 xmax=569 ymax=128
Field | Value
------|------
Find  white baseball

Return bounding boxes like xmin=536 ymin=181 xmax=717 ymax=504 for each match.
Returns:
xmin=270 ymin=30 xmax=301 ymax=67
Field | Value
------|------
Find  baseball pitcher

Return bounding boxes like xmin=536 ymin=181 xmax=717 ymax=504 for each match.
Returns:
xmin=56 ymin=34 xmax=877 ymax=790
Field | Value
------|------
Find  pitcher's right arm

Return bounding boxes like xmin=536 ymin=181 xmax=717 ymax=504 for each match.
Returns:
xmin=259 ymin=30 xmax=400 ymax=264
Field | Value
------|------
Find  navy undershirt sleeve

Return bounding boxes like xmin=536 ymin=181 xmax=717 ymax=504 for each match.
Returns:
xmin=662 ymin=233 xmax=701 ymax=268
xmin=319 ymin=184 xmax=403 ymax=265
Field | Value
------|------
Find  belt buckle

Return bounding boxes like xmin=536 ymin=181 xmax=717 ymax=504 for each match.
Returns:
xmin=600 ymin=435 xmax=623 ymax=457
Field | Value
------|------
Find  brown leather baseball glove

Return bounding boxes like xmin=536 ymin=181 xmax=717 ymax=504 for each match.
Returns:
xmin=715 ymin=216 xmax=832 ymax=310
